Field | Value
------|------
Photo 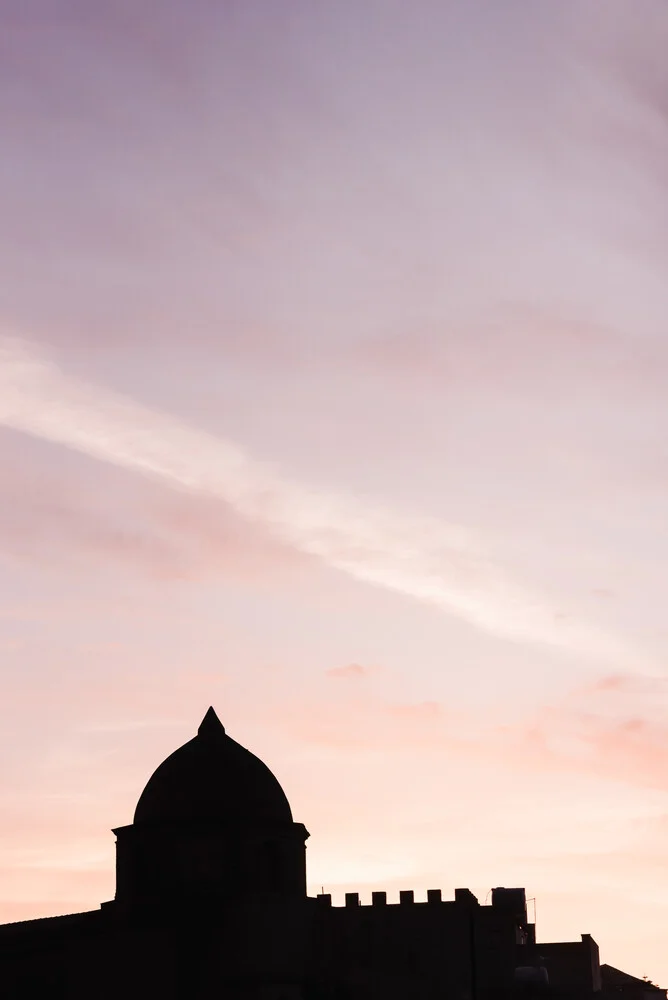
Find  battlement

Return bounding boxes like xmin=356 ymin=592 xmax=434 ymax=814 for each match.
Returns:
xmin=315 ymin=887 xmax=486 ymax=908
xmin=313 ymin=887 xmax=529 ymax=919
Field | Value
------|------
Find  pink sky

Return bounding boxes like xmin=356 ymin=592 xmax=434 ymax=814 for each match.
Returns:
xmin=1 ymin=0 xmax=668 ymax=984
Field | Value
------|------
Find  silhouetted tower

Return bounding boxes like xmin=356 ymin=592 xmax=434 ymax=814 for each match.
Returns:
xmin=112 ymin=708 xmax=309 ymax=908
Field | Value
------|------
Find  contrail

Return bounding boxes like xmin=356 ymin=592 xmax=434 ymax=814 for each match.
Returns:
xmin=0 ymin=334 xmax=658 ymax=674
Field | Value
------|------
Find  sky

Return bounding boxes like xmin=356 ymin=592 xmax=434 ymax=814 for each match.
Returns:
xmin=1 ymin=0 xmax=668 ymax=983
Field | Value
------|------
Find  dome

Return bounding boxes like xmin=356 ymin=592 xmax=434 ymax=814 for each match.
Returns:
xmin=133 ymin=708 xmax=293 ymax=826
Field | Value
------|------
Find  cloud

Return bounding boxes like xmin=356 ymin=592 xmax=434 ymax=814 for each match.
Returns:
xmin=280 ymin=671 xmax=668 ymax=793
xmin=0 ymin=468 xmax=187 ymax=581
xmin=325 ymin=663 xmax=370 ymax=680
xmin=352 ymin=303 xmax=668 ymax=403
xmin=281 ymin=696 xmax=455 ymax=752
xmin=0 ymin=332 xmax=658 ymax=673
xmin=501 ymin=674 xmax=668 ymax=792
xmin=0 ymin=432 xmax=310 ymax=583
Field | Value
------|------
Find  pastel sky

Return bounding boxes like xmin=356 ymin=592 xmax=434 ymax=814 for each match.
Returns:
xmin=1 ymin=0 xmax=668 ymax=983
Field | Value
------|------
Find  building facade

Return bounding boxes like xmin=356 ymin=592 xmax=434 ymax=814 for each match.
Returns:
xmin=0 ymin=709 xmax=664 ymax=999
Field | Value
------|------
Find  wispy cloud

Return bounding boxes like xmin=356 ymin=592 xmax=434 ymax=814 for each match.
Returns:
xmin=493 ymin=673 xmax=668 ymax=792
xmin=325 ymin=663 xmax=371 ymax=680
xmin=275 ymin=672 xmax=668 ymax=795
xmin=0 ymin=435 xmax=310 ymax=583
xmin=0 ymin=333 xmax=657 ymax=673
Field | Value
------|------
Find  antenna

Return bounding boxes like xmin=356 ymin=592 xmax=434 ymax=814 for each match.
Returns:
xmin=529 ymin=896 xmax=537 ymax=926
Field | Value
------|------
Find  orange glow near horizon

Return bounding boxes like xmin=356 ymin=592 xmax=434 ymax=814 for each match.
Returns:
xmin=2 ymin=0 xmax=668 ymax=986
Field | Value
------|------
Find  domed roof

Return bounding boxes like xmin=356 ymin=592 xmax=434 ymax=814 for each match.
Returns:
xmin=133 ymin=708 xmax=293 ymax=826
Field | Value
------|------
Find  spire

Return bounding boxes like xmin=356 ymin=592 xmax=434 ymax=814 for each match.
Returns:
xmin=197 ymin=706 xmax=226 ymax=739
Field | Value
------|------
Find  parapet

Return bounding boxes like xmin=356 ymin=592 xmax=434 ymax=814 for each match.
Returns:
xmin=314 ymin=888 xmax=467 ymax=907
xmin=455 ymin=888 xmax=479 ymax=906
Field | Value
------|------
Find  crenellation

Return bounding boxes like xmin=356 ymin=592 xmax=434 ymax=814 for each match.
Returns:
xmin=1 ymin=708 xmax=657 ymax=998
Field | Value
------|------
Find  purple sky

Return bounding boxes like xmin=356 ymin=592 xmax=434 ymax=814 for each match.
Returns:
xmin=1 ymin=0 xmax=668 ymax=982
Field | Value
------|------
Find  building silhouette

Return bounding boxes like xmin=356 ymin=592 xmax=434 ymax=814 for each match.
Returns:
xmin=0 ymin=708 xmax=664 ymax=999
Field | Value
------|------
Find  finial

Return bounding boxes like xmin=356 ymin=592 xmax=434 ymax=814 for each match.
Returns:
xmin=197 ymin=706 xmax=226 ymax=739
